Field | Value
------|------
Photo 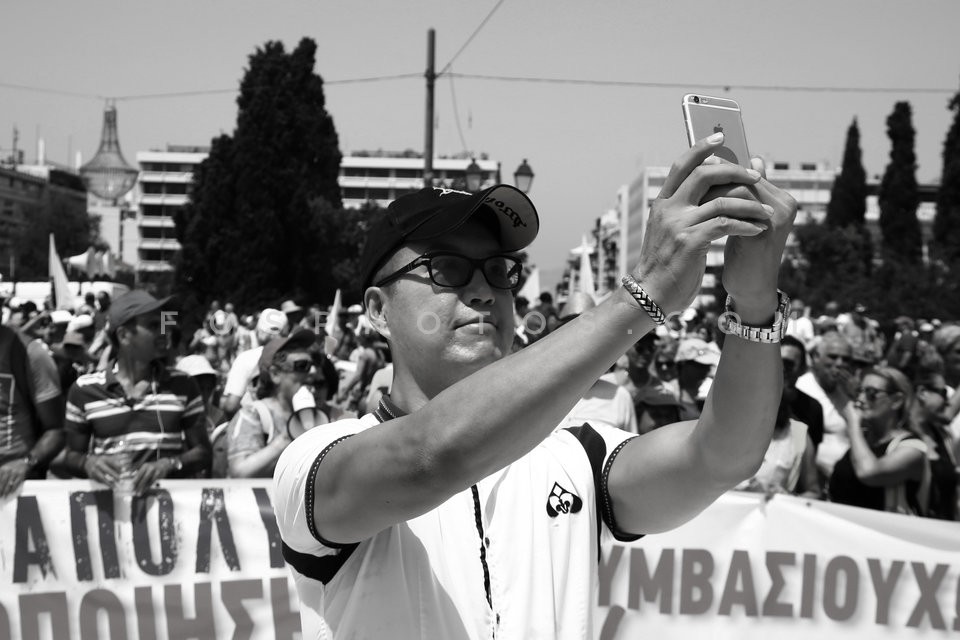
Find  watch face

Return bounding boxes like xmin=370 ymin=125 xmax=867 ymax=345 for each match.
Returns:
xmin=718 ymin=313 xmax=734 ymax=333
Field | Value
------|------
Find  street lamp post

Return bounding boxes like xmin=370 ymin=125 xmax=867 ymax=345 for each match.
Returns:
xmin=465 ymin=158 xmax=483 ymax=193
xmin=513 ymin=159 xmax=535 ymax=194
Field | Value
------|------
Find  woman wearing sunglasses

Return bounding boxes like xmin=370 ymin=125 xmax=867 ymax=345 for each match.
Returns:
xmin=227 ymin=328 xmax=322 ymax=478
xmin=828 ymin=366 xmax=931 ymax=515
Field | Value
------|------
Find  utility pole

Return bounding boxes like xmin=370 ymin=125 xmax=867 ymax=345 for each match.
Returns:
xmin=423 ymin=28 xmax=436 ymax=188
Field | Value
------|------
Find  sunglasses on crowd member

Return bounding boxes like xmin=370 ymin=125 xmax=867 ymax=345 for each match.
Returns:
xmin=917 ymin=385 xmax=948 ymax=400
xmin=278 ymin=358 xmax=312 ymax=374
xmin=374 ymin=252 xmax=523 ymax=290
xmin=856 ymin=386 xmax=891 ymax=402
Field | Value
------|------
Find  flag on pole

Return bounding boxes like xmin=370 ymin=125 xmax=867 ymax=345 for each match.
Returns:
xmin=576 ymin=235 xmax=596 ymax=300
xmin=324 ymin=288 xmax=343 ymax=353
xmin=49 ymin=234 xmax=76 ymax=310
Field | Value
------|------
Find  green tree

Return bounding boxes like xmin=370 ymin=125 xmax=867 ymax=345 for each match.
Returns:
xmin=826 ymin=118 xmax=868 ymax=228
xmin=15 ymin=183 xmax=99 ymax=280
xmin=787 ymin=222 xmax=875 ymax=315
xmin=878 ymin=101 xmax=922 ymax=264
xmin=933 ymin=88 xmax=960 ymax=265
xmin=174 ymin=38 xmax=348 ymax=317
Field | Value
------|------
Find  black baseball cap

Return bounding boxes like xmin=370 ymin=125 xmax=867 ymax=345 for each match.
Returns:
xmin=259 ymin=327 xmax=317 ymax=371
xmin=107 ymin=290 xmax=173 ymax=334
xmin=359 ymin=184 xmax=540 ymax=290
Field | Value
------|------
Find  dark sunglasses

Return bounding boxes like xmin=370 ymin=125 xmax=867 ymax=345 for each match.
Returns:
xmin=279 ymin=359 xmax=312 ymax=374
xmin=856 ymin=386 xmax=890 ymax=402
xmin=781 ymin=358 xmax=802 ymax=374
xmin=374 ymin=251 xmax=522 ymax=290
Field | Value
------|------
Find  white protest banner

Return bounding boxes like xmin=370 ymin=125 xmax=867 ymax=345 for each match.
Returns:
xmin=597 ymin=491 xmax=960 ymax=639
xmin=0 ymin=479 xmax=298 ymax=640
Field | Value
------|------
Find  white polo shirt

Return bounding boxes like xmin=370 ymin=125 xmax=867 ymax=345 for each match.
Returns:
xmin=273 ymin=397 xmax=640 ymax=640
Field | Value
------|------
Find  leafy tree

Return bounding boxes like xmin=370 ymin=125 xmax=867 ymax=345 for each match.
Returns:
xmin=15 ymin=184 xmax=99 ymax=280
xmin=826 ymin=118 xmax=868 ymax=228
xmin=786 ymin=222 xmax=875 ymax=315
xmin=307 ymin=198 xmax=378 ymax=305
xmin=878 ymin=101 xmax=922 ymax=264
xmin=933 ymin=88 xmax=960 ymax=265
xmin=174 ymin=38 xmax=350 ymax=318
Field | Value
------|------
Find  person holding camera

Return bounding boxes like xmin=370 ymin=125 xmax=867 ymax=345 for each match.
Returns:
xmin=273 ymin=134 xmax=797 ymax=638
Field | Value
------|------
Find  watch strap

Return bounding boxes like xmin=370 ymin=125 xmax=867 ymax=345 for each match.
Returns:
xmin=720 ymin=290 xmax=791 ymax=344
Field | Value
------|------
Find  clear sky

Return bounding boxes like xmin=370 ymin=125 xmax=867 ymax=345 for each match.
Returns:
xmin=2 ymin=0 xmax=959 ymax=291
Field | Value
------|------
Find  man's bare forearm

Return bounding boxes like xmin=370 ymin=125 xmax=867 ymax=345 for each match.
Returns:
xmin=696 ymin=335 xmax=782 ymax=486
xmin=410 ymin=288 xmax=653 ymax=489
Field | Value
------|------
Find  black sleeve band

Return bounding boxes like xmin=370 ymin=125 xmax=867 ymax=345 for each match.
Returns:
xmin=601 ymin=437 xmax=643 ymax=542
xmin=305 ymin=434 xmax=354 ymax=548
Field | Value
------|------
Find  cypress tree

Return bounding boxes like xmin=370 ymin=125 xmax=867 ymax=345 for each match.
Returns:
xmin=878 ymin=101 xmax=922 ymax=264
xmin=933 ymin=88 xmax=960 ymax=265
xmin=174 ymin=38 xmax=347 ymax=314
xmin=826 ymin=118 xmax=868 ymax=228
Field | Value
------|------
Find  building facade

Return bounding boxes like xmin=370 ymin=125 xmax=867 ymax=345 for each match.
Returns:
xmin=339 ymin=152 xmax=500 ymax=209
xmin=122 ymin=148 xmax=500 ymax=275
xmin=561 ymin=161 xmax=939 ymax=308
xmin=0 ymin=163 xmax=88 ymax=281
xmin=134 ymin=147 xmax=209 ymax=277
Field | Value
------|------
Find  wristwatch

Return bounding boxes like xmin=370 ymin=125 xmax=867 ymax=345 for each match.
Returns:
xmin=168 ymin=457 xmax=184 ymax=473
xmin=718 ymin=290 xmax=791 ymax=344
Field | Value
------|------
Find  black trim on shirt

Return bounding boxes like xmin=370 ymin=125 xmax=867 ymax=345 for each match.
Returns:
xmin=305 ymin=435 xmax=354 ymax=548
xmin=565 ymin=424 xmax=643 ymax=552
xmin=282 ymin=541 xmax=359 ymax=585
xmin=290 ymin=396 xmax=405 ymax=584
xmin=601 ymin=437 xmax=643 ymax=542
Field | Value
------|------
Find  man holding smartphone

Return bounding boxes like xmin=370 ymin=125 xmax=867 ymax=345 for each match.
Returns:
xmin=274 ymin=132 xmax=797 ymax=638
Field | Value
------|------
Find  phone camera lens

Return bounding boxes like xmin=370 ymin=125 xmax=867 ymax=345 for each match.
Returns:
xmin=693 ymin=96 xmax=700 ymax=103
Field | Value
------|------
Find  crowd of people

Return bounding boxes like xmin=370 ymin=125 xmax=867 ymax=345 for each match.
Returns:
xmin=1 ymin=143 xmax=956 ymax=639
xmin=1 ymin=274 xmax=959 ymax=521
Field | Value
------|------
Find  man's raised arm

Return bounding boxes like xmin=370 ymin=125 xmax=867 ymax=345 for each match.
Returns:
xmin=609 ymin=157 xmax=797 ymax=534
xmin=300 ymin=136 xmax=793 ymax=545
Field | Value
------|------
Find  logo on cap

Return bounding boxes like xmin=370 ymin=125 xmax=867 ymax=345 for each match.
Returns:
xmin=485 ymin=196 xmax=527 ymax=229
xmin=434 ymin=187 xmax=471 ymax=197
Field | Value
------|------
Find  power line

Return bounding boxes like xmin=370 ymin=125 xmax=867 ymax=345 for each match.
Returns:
xmin=0 ymin=73 xmax=423 ymax=103
xmin=113 ymin=73 xmax=421 ymax=100
xmin=2 ymin=72 xmax=954 ymax=105
xmin=438 ymin=0 xmax=507 ymax=76
xmin=446 ymin=68 xmax=470 ymax=154
xmin=447 ymin=73 xmax=958 ymax=94
xmin=0 ymin=81 xmax=103 ymax=100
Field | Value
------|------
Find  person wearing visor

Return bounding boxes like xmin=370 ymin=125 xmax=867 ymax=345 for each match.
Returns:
xmin=274 ymin=135 xmax=797 ymax=638
xmin=227 ymin=327 xmax=320 ymax=478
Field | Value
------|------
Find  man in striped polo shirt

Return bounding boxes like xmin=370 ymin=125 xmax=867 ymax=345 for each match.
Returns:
xmin=62 ymin=290 xmax=211 ymax=494
xmin=274 ymin=136 xmax=798 ymax=638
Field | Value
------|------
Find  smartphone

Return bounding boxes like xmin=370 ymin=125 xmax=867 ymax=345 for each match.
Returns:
xmin=682 ymin=94 xmax=751 ymax=167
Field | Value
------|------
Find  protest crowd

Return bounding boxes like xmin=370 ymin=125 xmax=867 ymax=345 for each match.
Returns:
xmin=2 ymin=282 xmax=960 ymax=521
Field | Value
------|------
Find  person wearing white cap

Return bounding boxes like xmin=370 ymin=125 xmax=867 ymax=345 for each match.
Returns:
xmin=176 ymin=354 xmax=224 ymax=443
xmin=674 ymin=337 xmax=722 ymax=418
xmin=220 ymin=308 xmax=289 ymax=418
